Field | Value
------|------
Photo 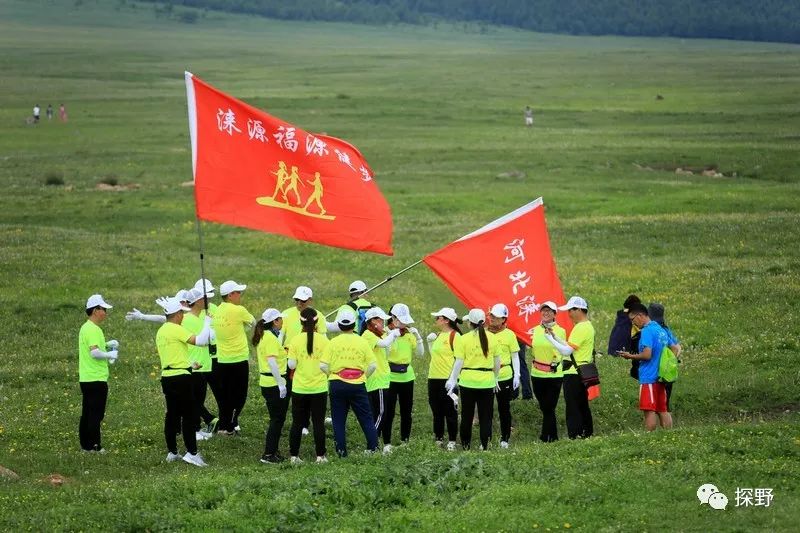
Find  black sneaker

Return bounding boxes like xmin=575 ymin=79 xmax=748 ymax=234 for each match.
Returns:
xmin=260 ymin=454 xmax=284 ymax=464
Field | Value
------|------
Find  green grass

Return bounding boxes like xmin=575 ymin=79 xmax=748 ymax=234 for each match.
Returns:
xmin=1 ymin=0 xmax=799 ymax=530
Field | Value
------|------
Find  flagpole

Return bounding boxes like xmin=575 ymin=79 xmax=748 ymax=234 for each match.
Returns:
xmin=324 ymin=259 xmax=423 ymax=319
xmin=195 ymin=216 xmax=209 ymax=311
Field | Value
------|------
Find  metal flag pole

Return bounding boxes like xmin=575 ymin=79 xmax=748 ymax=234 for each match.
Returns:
xmin=324 ymin=259 xmax=424 ymax=318
xmin=195 ymin=216 xmax=210 ymax=311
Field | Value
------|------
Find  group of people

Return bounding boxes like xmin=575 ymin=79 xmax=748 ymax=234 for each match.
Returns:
xmin=31 ymin=103 xmax=67 ymax=123
xmin=77 ymin=280 xmax=681 ymax=467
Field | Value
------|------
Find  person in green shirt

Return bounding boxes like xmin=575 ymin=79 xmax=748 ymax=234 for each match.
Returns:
xmin=287 ymin=307 xmax=331 ymax=463
xmin=545 ymin=296 xmax=596 ymax=439
xmin=78 ymin=294 xmax=118 ymax=452
xmin=183 ymin=288 xmax=218 ymax=440
xmin=155 ymin=296 xmax=213 ymax=467
xmin=361 ymin=307 xmax=401 ymax=447
xmin=487 ymin=303 xmax=521 ymax=449
xmin=281 ymin=285 xmax=331 ymax=351
xmin=528 ymin=301 xmax=564 ymax=442
xmin=425 ymin=307 xmax=462 ymax=450
xmin=253 ymin=308 xmax=289 ymax=464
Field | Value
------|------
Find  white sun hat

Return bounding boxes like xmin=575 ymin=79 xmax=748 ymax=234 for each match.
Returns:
xmin=336 ymin=308 xmax=357 ymax=326
xmin=293 ymin=286 xmax=313 ymax=301
xmin=390 ymin=303 xmax=415 ymax=325
xmin=489 ymin=303 xmax=509 ymax=318
xmin=186 ymin=288 xmax=205 ymax=305
xmin=156 ymin=296 xmax=191 ymax=315
xmin=349 ymin=280 xmax=367 ymax=294
xmin=220 ymin=280 xmax=247 ymax=296
xmin=464 ymin=308 xmax=486 ymax=324
xmin=193 ymin=278 xmax=215 ymax=297
xmin=261 ymin=308 xmax=283 ymax=323
xmin=558 ymin=296 xmax=588 ymax=311
xmin=86 ymin=294 xmax=113 ymax=310
xmin=430 ymin=307 xmax=458 ymax=322
xmin=540 ymin=301 xmax=558 ymax=312
xmin=365 ymin=307 xmax=391 ymax=321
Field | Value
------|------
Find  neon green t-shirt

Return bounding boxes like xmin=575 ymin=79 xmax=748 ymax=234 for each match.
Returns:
xmin=493 ymin=328 xmax=520 ymax=381
xmin=78 ymin=320 xmax=109 ymax=382
xmin=182 ymin=313 xmax=210 ymax=373
xmin=257 ymin=331 xmax=285 ymax=388
xmin=156 ymin=322 xmax=193 ymax=378
xmin=530 ymin=324 xmax=565 ymax=378
xmin=428 ymin=331 xmax=460 ymax=380
xmin=563 ymin=321 xmax=595 ymax=376
xmin=288 ymin=332 xmax=329 ymax=394
xmin=281 ymin=306 xmax=327 ymax=352
xmin=213 ymin=301 xmax=255 ymax=363
xmin=388 ymin=331 xmax=416 ymax=383
xmin=321 ymin=333 xmax=376 ymax=385
xmin=362 ymin=330 xmax=390 ymax=391
xmin=455 ymin=329 xmax=498 ymax=389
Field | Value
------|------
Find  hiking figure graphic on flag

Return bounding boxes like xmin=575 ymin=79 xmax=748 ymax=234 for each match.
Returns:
xmin=258 ymin=161 xmax=334 ymax=220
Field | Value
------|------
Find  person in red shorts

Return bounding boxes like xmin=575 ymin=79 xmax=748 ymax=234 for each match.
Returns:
xmin=618 ymin=303 xmax=673 ymax=431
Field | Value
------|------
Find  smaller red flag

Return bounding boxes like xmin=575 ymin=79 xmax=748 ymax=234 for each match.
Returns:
xmin=185 ymin=72 xmax=393 ymax=255
xmin=423 ymin=198 xmax=570 ymax=342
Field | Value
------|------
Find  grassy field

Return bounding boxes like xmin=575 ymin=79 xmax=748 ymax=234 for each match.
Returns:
xmin=1 ymin=0 xmax=799 ymax=530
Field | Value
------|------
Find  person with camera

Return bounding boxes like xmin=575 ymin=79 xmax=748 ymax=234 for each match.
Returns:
xmin=528 ymin=301 xmax=564 ymax=442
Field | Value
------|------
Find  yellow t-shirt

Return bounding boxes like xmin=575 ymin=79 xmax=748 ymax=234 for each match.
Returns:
xmin=530 ymin=324 xmax=565 ymax=378
xmin=156 ymin=322 xmax=193 ymax=377
xmin=257 ymin=331 xmax=285 ymax=387
xmin=78 ymin=320 xmax=108 ymax=382
xmin=321 ymin=333 xmax=376 ymax=385
xmin=362 ymin=329 xmax=390 ymax=391
xmin=182 ymin=312 xmax=210 ymax=373
xmin=493 ymin=328 xmax=520 ymax=381
xmin=288 ymin=332 xmax=329 ymax=394
xmin=563 ymin=321 xmax=596 ymax=375
xmin=281 ymin=306 xmax=327 ymax=351
xmin=428 ymin=330 xmax=460 ymax=380
xmin=213 ymin=301 xmax=255 ymax=363
xmin=388 ymin=331 xmax=416 ymax=383
xmin=455 ymin=329 xmax=499 ymax=389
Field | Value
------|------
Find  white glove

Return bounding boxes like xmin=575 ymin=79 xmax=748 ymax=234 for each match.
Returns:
xmin=445 ymin=377 xmax=457 ymax=393
xmin=108 ymin=350 xmax=119 ymax=362
xmin=494 ymin=381 xmax=501 ymax=393
xmin=278 ymin=383 xmax=287 ymax=399
xmin=388 ymin=328 xmax=402 ymax=338
xmin=512 ymin=374 xmax=521 ymax=390
xmin=106 ymin=339 xmax=119 ymax=350
xmin=426 ymin=332 xmax=438 ymax=342
xmin=126 ymin=308 xmax=144 ymax=321
xmin=409 ymin=327 xmax=421 ymax=338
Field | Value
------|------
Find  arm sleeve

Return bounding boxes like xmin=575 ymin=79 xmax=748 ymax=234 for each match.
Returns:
xmin=366 ymin=362 xmax=377 ymax=377
xmin=90 ymin=348 xmax=114 ymax=360
xmin=193 ymin=317 xmax=213 ymax=346
xmin=267 ymin=357 xmax=283 ymax=382
xmin=447 ymin=358 xmax=464 ymax=383
xmin=545 ymin=334 xmax=574 ymax=356
xmin=511 ymin=351 xmax=520 ymax=377
xmin=376 ymin=331 xmax=399 ymax=348
xmin=414 ymin=335 xmax=424 ymax=357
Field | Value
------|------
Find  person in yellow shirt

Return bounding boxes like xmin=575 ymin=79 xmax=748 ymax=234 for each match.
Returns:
xmin=446 ymin=309 xmax=500 ymax=450
xmin=213 ymin=280 xmax=256 ymax=434
xmin=545 ymin=296 xmax=596 ymax=439
xmin=154 ymin=296 xmax=213 ymax=467
xmin=193 ymin=278 xmax=223 ymax=421
xmin=487 ymin=303 xmax=521 ymax=449
xmin=280 ymin=285 xmax=331 ymax=352
xmin=287 ymin=307 xmax=331 ymax=463
xmin=361 ymin=307 xmax=401 ymax=446
xmin=253 ymin=308 xmax=288 ymax=464
xmin=78 ymin=294 xmax=118 ymax=453
xmin=528 ymin=301 xmax=564 ymax=442
xmin=320 ymin=308 xmax=377 ymax=457
xmin=425 ymin=307 xmax=462 ymax=450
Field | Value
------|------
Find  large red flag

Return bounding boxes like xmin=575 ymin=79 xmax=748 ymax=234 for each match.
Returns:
xmin=185 ymin=72 xmax=393 ymax=255
xmin=423 ymin=198 xmax=570 ymax=342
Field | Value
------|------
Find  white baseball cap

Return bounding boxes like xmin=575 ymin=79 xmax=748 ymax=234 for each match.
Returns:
xmin=336 ymin=308 xmax=357 ymax=326
xmin=390 ymin=303 xmax=415 ymax=325
xmin=430 ymin=307 xmax=458 ymax=322
xmin=261 ymin=308 xmax=283 ymax=323
xmin=174 ymin=289 xmax=191 ymax=302
xmin=349 ymin=280 xmax=367 ymax=294
xmin=220 ymin=280 xmax=247 ymax=296
xmin=365 ymin=307 xmax=391 ymax=321
xmin=156 ymin=296 xmax=190 ymax=315
xmin=558 ymin=296 xmax=588 ymax=311
xmin=86 ymin=294 xmax=113 ymax=310
xmin=540 ymin=301 xmax=558 ymax=312
xmin=489 ymin=303 xmax=509 ymax=318
xmin=194 ymin=278 xmax=215 ymax=296
xmin=186 ymin=288 xmax=205 ymax=305
xmin=293 ymin=286 xmax=313 ymax=301
xmin=464 ymin=308 xmax=486 ymax=324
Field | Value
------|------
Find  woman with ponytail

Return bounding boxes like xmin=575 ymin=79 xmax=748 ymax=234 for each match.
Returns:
xmin=286 ymin=307 xmax=330 ymax=463
xmin=445 ymin=308 xmax=500 ymax=450
xmin=425 ymin=307 xmax=462 ymax=450
xmin=253 ymin=308 xmax=289 ymax=464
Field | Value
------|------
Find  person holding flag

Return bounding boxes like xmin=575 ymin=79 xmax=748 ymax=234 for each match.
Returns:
xmin=183 ymin=288 xmax=217 ymax=440
xmin=425 ymin=307 xmax=462 ymax=450
xmin=337 ymin=280 xmax=373 ymax=334
xmin=361 ymin=307 xmax=401 ymax=444
xmin=487 ymin=303 xmax=521 ymax=448
xmin=529 ymin=301 xmax=564 ymax=442
xmin=253 ymin=308 xmax=289 ymax=464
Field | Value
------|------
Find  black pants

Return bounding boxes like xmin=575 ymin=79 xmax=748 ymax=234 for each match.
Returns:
xmin=206 ymin=358 xmax=223 ymax=414
xmin=289 ymin=392 xmax=327 ymax=457
xmin=191 ymin=371 xmax=216 ymax=430
xmin=369 ymin=388 xmax=387 ymax=439
xmin=495 ymin=377 xmax=513 ymax=442
xmin=563 ymin=374 xmax=593 ymax=439
xmin=459 ymin=386 xmax=494 ymax=450
xmin=217 ymin=360 xmax=249 ymax=432
xmin=383 ymin=380 xmax=414 ymax=445
xmin=261 ymin=382 xmax=291 ymax=456
xmin=161 ymin=374 xmax=198 ymax=455
xmin=428 ymin=379 xmax=458 ymax=442
xmin=532 ymin=377 xmax=562 ymax=442
xmin=79 ymin=381 xmax=108 ymax=451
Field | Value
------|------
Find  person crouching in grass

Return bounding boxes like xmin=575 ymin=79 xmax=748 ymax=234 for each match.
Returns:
xmin=155 ymin=296 xmax=213 ymax=466
xmin=618 ymin=303 xmax=673 ymax=431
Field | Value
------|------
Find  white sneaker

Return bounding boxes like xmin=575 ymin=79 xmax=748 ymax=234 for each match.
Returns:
xmin=382 ymin=444 xmax=393 ymax=454
xmin=500 ymin=441 xmax=509 ymax=449
xmin=435 ymin=440 xmax=443 ymax=447
xmin=324 ymin=417 xmax=332 ymax=425
xmin=446 ymin=441 xmax=457 ymax=451
xmin=301 ymin=427 xmax=310 ymax=436
xmin=195 ymin=431 xmax=208 ymax=441
xmin=316 ymin=456 xmax=328 ymax=463
xmin=234 ymin=425 xmax=241 ymax=434
xmin=166 ymin=452 xmax=181 ymax=462
xmin=183 ymin=452 xmax=208 ymax=467
xmin=290 ymin=456 xmax=303 ymax=464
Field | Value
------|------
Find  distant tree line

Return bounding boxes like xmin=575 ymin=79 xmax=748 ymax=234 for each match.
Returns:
xmin=140 ymin=0 xmax=800 ymax=43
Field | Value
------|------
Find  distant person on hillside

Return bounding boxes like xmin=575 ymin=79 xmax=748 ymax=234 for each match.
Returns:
xmin=46 ymin=104 xmax=53 ymax=120
xmin=648 ymin=303 xmax=682 ymax=412
xmin=59 ymin=103 xmax=68 ymax=122
xmin=33 ymin=104 xmax=41 ymax=123
xmin=524 ymin=105 xmax=533 ymax=127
